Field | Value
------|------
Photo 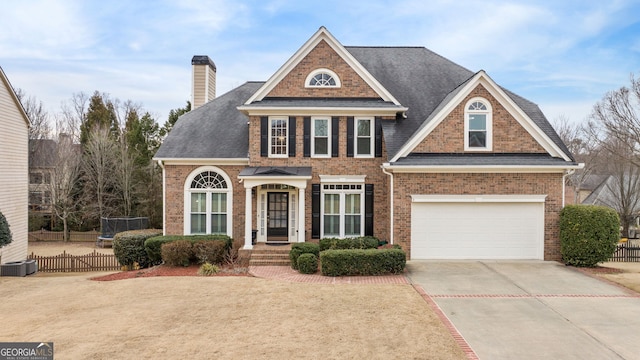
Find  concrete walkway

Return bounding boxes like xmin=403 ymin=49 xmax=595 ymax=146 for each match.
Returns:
xmin=407 ymin=261 xmax=640 ymax=360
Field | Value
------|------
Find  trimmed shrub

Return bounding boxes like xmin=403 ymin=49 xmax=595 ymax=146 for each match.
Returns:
xmin=320 ymin=249 xmax=406 ymax=276
xmin=560 ymin=205 xmax=620 ymax=267
xmin=319 ymin=236 xmax=379 ymax=251
xmin=198 ymin=262 xmax=220 ymax=276
xmin=0 ymin=211 xmax=12 ymax=248
xmin=145 ymin=235 xmax=232 ymax=265
xmin=289 ymin=242 xmax=320 ymax=270
xmin=112 ymin=229 xmax=163 ymax=269
xmin=161 ymin=240 xmax=194 ymax=267
xmin=297 ymin=253 xmax=318 ymax=274
xmin=193 ymin=240 xmax=227 ymax=265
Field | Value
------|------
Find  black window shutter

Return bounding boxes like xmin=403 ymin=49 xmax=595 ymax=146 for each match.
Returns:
xmin=312 ymin=184 xmax=321 ymax=239
xmin=288 ymin=116 xmax=296 ymax=157
xmin=260 ymin=116 xmax=268 ymax=157
xmin=331 ymin=116 xmax=339 ymax=157
xmin=346 ymin=116 xmax=354 ymax=157
xmin=303 ymin=117 xmax=311 ymax=157
xmin=375 ymin=117 xmax=382 ymax=158
xmin=365 ymin=184 xmax=374 ymax=236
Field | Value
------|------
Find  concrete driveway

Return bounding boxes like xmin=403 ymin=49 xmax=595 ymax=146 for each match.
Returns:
xmin=407 ymin=261 xmax=640 ymax=360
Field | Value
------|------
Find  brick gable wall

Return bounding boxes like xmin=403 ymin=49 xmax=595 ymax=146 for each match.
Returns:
xmin=393 ymin=172 xmax=563 ymax=261
xmin=267 ymin=40 xmax=379 ymax=98
xmin=412 ymin=84 xmax=546 ymax=154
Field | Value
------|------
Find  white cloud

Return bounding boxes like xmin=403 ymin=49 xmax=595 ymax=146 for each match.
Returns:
xmin=0 ymin=0 xmax=94 ymax=59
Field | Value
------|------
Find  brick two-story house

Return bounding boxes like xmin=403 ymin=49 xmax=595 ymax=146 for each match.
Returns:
xmin=154 ymin=27 xmax=580 ymax=260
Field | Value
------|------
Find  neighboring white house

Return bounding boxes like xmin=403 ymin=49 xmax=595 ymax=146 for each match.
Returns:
xmin=0 ymin=66 xmax=30 ymax=264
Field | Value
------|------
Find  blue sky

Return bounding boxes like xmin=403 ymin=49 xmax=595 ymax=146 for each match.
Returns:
xmin=1 ymin=0 xmax=639 ymax=126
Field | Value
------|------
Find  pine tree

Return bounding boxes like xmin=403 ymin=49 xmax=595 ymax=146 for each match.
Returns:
xmin=0 ymin=211 xmax=12 ymax=248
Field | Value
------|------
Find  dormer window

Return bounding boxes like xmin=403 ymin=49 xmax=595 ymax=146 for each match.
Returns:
xmin=464 ymin=98 xmax=492 ymax=151
xmin=305 ymin=68 xmax=341 ymax=88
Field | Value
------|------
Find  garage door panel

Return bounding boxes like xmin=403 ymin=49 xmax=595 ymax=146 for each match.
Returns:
xmin=411 ymin=201 xmax=543 ymax=260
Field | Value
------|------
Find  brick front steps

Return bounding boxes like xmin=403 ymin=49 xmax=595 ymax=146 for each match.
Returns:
xmin=248 ymin=243 xmax=292 ymax=266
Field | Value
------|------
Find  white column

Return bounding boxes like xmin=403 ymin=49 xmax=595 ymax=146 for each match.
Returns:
xmin=298 ymin=187 xmax=305 ymax=243
xmin=244 ymin=187 xmax=253 ymax=250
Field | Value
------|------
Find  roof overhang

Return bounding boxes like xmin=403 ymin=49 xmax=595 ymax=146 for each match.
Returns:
xmin=237 ymin=105 xmax=407 ymax=117
xmin=154 ymin=158 xmax=249 ymax=166
xmin=383 ymin=162 xmax=584 ymax=174
xmin=238 ymin=166 xmax=313 ymax=189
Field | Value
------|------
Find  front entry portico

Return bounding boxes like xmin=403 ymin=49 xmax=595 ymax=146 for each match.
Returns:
xmin=238 ymin=167 xmax=312 ymax=250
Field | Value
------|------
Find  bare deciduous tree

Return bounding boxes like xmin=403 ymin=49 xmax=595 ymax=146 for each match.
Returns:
xmin=81 ymin=127 xmax=117 ymax=222
xmin=49 ymin=123 xmax=82 ymax=242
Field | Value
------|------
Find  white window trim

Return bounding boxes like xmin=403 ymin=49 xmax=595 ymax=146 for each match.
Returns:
xmin=464 ymin=97 xmax=493 ymax=151
xmin=354 ymin=117 xmax=375 ymax=158
xmin=320 ymin=179 xmax=365 ymax=238
xmin=304 ymin=68 xmax=341 ymax=88
xmin=183 ymin=166 xmax=233 ymax=236
xmin=268 ymin=116 xmax=289 ymax=158
xmin=311 ymin=116 xmax=331 ymax=158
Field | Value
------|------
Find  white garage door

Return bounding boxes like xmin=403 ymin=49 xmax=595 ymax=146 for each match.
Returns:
xmin=411 ymin=195 xmax=545 ymax=260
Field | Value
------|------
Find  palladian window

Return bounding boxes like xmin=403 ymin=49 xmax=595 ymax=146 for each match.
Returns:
xmin=185 ymin=169 xmax=232 ymax=236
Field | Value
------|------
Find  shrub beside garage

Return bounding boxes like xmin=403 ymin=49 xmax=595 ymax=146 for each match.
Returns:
xmin=560 ymin=205 xmax=620 ymax=267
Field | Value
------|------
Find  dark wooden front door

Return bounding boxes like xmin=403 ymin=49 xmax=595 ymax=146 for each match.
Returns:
xmin=267 ymin=192 xmax=288 ymax=241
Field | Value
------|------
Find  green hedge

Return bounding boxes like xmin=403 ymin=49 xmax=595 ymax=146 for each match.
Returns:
xmin=560 ymin=205 xmax=620 ymax=267
xmin=145 ymin=235 xmax=232 ymax=265
xmin=112 ymin=229 xmax=163 ymax=269
xmin=320 ymin=248 xmax=406 ymax=276
xmin=318 ymin=236 xmax=379 ymax=251
xmin=289 ymin=243 xmax=320 ymax=270
xmin=297 ymin=253 xmax=318 ymax=274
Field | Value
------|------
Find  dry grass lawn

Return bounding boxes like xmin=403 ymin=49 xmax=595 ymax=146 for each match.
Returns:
xmin=598 ymin=262 xmax=640 ymax=293
xmin=1 ymin=272 xmax=465 ymax=359
xmin=28 ymin=241 xmax=113 ymax=256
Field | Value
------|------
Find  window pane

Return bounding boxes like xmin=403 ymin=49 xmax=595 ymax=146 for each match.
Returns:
xmin=469 ymin=114 xmax=486 ymax=130
xmin=314 ymin=119 xmax=328 ymax=136
xmin=191 ymin=193 xmax=206 ymax=213
xmin=357 ymin=138 xmax=371 ymax=155
xmin=211 ymin=193 xmax=227 ymax=213
xmin=270 ymin=119 xmax=287 ymax=155
xmin=191 ymin=214 xmax=206 ymax=234
xmin=345 ymin=194 xmax=360 ymax=214
xmin=211 ymin=214 xmax=227 ymax=234
xmin=345 ymin=215 xmax=361 ymax=236
xmin=324 ymin=215 xmax=340 ymax=236
xmin=314 ymin=138 xmax=328 ymax=155
xmin=357 ymin=119 xmax=370 ymax=136
xmin=468 ymin=131 xmax=486 ymax=147
xmin=324 ymin=194 xmax=340 ymax=214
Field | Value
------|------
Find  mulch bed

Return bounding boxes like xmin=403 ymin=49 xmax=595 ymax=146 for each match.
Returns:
xmin=92 ymin=264 xmax=250 ymax=281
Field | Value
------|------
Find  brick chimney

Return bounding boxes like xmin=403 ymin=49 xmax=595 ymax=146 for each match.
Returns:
xmin=191 ymin=55 xmax=216 ymax=109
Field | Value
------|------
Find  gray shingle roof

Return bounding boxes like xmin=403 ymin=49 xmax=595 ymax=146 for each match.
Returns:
xmin=240 ymin=98 xmax=403 ymax=109
xmin=155 ymin=82 xmax=263 ymax=159
xmin=156 ymin=46 xmax=574 ymax=164
xmin=392 ymin=153 xmax=577 ymax=167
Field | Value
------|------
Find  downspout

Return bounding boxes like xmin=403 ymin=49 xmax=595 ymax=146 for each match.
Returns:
xmin=381 ymin=164 xmax=394 ymax=244
xmin=157 ymin=160 xmax=166 ymax=236
xmin=563 ymin=169 xmax=576 ymax=208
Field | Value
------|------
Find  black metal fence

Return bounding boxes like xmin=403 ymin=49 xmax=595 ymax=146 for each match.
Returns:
xmin=609 ymin=243 xmax=640 ymax=262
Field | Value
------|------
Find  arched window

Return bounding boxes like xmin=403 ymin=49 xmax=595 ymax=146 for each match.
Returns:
xmin=184 ymin=167 xmax=232 ymax=236
xmin=305 ymin=68 xmax=341 ymax=88
xmin=464 ymin=98 xmax=492 ymax=151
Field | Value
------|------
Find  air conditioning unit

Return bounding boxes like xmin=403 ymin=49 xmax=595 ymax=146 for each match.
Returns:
xmin=1 ymin=261 xmax=27 ymax=277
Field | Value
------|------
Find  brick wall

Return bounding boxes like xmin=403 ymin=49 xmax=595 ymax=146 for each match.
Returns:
xmin=413 ymin=84 xmax=546 ymax=154
xmin=393 ymin=172 xmax=564 ymax=261
xmin=164 ymin=164 xmax=246 ymax=240
xmin=267 ymin=40 xmax=379 ymax=98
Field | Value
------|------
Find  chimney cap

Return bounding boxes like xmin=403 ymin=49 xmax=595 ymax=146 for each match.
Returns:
xmin=191 ymin=55 xmax=216 ymax=70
